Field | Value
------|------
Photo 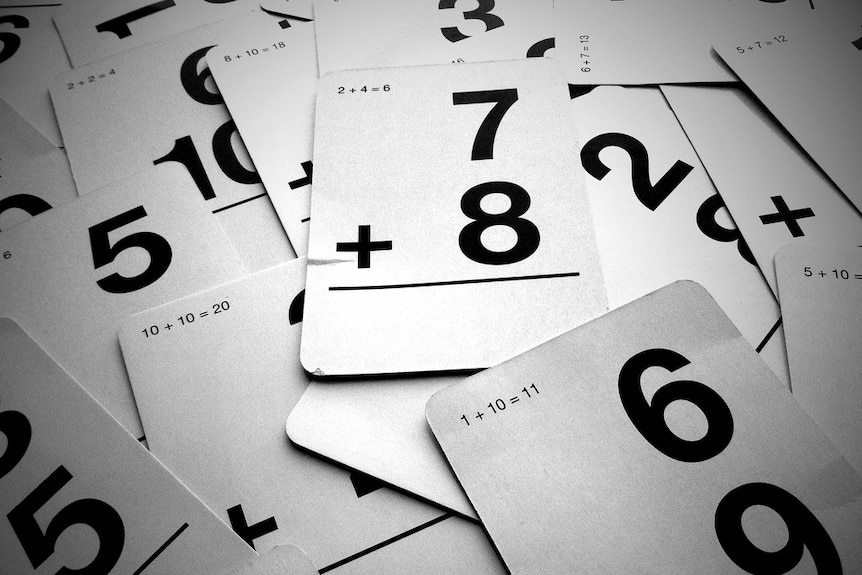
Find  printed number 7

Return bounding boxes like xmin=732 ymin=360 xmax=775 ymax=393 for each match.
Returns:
xmin=89 ymin=206 xmax=173 ymax=294
xmin=453 ymin=88 xmax=518 ymax=161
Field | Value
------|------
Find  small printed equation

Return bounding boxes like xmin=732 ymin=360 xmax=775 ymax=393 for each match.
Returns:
xmin=735 ymin=35 xmax=787 ymax=55
xmin=578 ymin=34 xmax=592 ymax=73
xmin=459 ymin=383 xmax=539 ymax=426
xmin=222 ymin=41 xmax=287 ymax=64
xmin=337 ymin=85 xmax=391 ymax=95
xmin=803 ymin=266 xmax=862 ymax=281
xmin=140 ymin=299 xmax=230 ymax=338
xmin=65 ymin=69 xmax=116 ymax=90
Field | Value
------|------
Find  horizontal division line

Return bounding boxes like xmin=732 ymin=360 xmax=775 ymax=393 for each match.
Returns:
xmin=211 ymin=193 xmax=267 ymax=214
xmin=330 ymin=271 xmax=580 ymax=291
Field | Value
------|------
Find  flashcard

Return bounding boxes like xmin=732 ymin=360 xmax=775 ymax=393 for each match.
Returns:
xmin=52 ymin=0 xmax=260 ymax=66
xmin=119 ymin=258 xmax=453 ymax=568
xmin=302 ymin=59 xmax=607 ymax=376
xmin=572 ymin=86 xmax=787 ymax=385
xmin=313 ymin=0 xmax=555 ymax=75
xmin=662 ymin=85 xmax=862 ymax=295
xmin=554 ymin=0 xmax=852 ymax=85
xmin=287 ymin=374 xmax=476 ymax=518
xmin=714 ymin=15 xmax=862 ymax=214
xmin=208 ymin=20 xmax=317 ymax=255
xmin=259 ymin=0 xmax=313 ymax=20
xmin=776 ymin=243 xmax=862 ymax=475
xmin=0 ymin=5 xmax=69 ymax=146
xmin=0 ymin=98 xmax=76 ymax=232
xmin=52 ymin=11 xmax=296 ymax=271
xmin=227 ymin=546 xmax=317 ymax=575
xmin=0 ymin=165 xmax=245 ymax=438
xmin=427 ymin=281 xmax=862 ymax=573
xmin=0 ymin=318 xmax=256 ymax=574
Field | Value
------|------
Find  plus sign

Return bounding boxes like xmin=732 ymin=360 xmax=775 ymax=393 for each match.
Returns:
xmin=818 ymin=270 xmax=827 ymax=277
xmin=164 ymin=323 xmax=173 ymax=330
xmin=475 ymin=411 xmax=485 ymax=420
xmin=336 ymin=225 xmax=392 ymax=268
xmin=349 ymin=88 xmax=356 ymax=93
xmin=758 ymin=196 xmax=814 ymax=237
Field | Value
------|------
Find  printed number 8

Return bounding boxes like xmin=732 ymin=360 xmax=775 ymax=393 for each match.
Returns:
xmin=716 ymin=482 xmax=842 ymax=573
xmin=459 ymin=182 xmax=539 ymax=265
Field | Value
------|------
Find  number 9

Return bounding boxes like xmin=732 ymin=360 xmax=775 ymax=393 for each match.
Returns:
xmin=715 ymin=482 xmax=842 ymax=573
xmin=618 ymin=348 xmax=733 ymax=462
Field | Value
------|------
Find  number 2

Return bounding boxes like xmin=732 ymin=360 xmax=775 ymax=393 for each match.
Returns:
xmin=453 ymin=88 xmax=518 ymax=161
xmin=0 ymin=15 xmax=29 ymax=65
xmin=439 ymin=0 xmax=504 ymax=43
xmin=88 ymin=206 xmax=173 ymax=294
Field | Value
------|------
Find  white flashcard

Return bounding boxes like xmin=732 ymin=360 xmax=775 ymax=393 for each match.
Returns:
xmin=776 ymin=243 xmax=862 ymax=475
xmin=227 ymin=545 xmax=317 ymax=575
xmin=119 ymin=258 xmax=452 ymax=568
xmin=0 ymin=98 xmax=76 ymax=232
xmin=572 ymin=86 xmax=786 ymax=385
xmin=0 ymin=318 xmax=256 ymax=574
xmin=714 ymin=15 xmax=862 ymax=214
xmin=52 ymin=11 xmax=296 ymax=271
xmin=0 ymin=165 xmax=246 ymax=438
xmin=52 ymin=0 xmax=261 ymax=66
xmin=554 ymin=0 xmax=855 ymax=85
xmin=287 ymin=374 xmax=476 ymax=518
xmin=427 ymin=281 xmax=862 ymax=574
xmin=259 ymin=0 xmax=313 ymax=20
xmin=303 ymin=59 xmax=607 ymax=376
xmin=662 ymin=85 xmax=862 ymax=296
xmin=0 ymin=5 xmax=69 ymax=146
xmin=209 ymin=21 xmax=317 ymax=255
xmin=313 ymin=0 xmax=555 ymax=75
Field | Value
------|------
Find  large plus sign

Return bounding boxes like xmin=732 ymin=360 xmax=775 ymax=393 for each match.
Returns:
xmin=337 ymin=225 xmax=392 ymax=268
xmin=758 ymin=195 xmax=815 ymax=237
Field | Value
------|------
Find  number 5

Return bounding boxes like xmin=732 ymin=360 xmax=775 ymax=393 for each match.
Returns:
xmin=9 ymin=466 xmax=125 ymax=573
xmin=89 ymin=206 xmax=173 ymax=294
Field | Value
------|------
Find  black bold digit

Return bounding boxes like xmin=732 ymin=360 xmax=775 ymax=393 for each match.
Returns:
xmin=459 ymin=181 xmax=540 ymax=265
xmin=852 ymin=27 xmax=862 ymax=51
xmin=453 ymin=88 xmax=518 ymax=161
xmin=89 ymin=206 xmax=173 ymax=294
xmin=580 ymin=132 xmax=693 ymax=211
xmin=0 ymin=408 xmax=31 ymax=479
xmin=8 ymin=466 xmax=125 ymax=573
xmin=95 ymin=0 xmax=175 ymax=39
xmin=696 ymin=194 xmax=757 ymax=266
xmin=0 ymin=194 xmax=52 ymax=231
xmin=618 ymin=348 xmax=733 ymax=462
xmin=154 ymin=135 xmax=217 ymax=200
xmin=716 ymin=482 xmax=842 ymax=574
xmin=179 ymin=46 xmax=223 ymax=105
xmin=212 ymin=120 xmax=261 ymax=185
xmin=0 ymin=15 xmax=29 ymax=65
xmin=288 ymin=289 xmax=305 ymax=325
xmin=526 ymin=37 xmax=555 ymax=58
xmin=439 ymin=0 xmax=504 ymax=43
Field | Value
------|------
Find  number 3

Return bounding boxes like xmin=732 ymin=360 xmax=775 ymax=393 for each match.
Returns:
xmin=89 ymin=206 xmax=173 ymax=294
xmin=439 ymin=0 xmax=504 ymax=43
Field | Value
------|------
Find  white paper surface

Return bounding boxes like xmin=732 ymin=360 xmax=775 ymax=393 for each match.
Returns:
xmin=0 ymin=165 xmax=246 ymax=437
xmin=302 ymin=59 xmax=607 ymax=376
xmin=0 ymin=98 xmax=76 ymax=231
xmin=313 ymin=0 xmax=555 ymax=74
xmin=428 ymin=281 xmax=862 ymax=573
xmin=776 ymin=243 xmax=862 ymax=476
xmin=663 ymin=85 xmax=862 ymax=295
xmin=209 ymin=20 xmax=317 ymax=255
xmin=0 ymin=5 xmax=69 ymax=146
xmin=51 ymin=11 xmax=297 ymax=271
xmin=120 ymin=258 xmax=454 ymax=568
xmin=0 ymin=318 xmax=257 ymax=575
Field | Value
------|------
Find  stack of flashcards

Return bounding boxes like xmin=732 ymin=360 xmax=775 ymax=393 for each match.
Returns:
xmin=2 ymin=1 xmax=861 ymax=573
